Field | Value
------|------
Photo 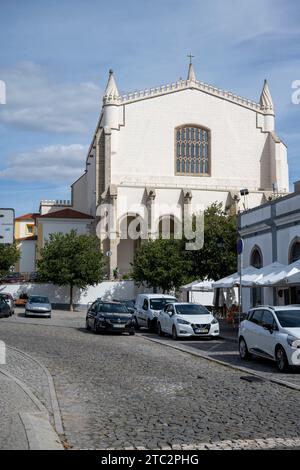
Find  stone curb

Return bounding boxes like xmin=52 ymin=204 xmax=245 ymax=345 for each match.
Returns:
xmin=142 ymin=335 xmax=300 ymax=392
xmin=19 ymin=412 xmax=63 ymax=450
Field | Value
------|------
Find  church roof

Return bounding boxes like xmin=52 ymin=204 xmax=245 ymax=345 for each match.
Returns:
xmin=37 ymin=208 xmax=94 ymax=220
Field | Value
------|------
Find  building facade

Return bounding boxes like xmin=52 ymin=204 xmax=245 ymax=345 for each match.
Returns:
xmin=15 ymin=62 xmax=290 ymax=277
xmin=70 ymin=63 xmax=289 ymax=275
xmin=239 ymin=182 xmax=300 ymax=311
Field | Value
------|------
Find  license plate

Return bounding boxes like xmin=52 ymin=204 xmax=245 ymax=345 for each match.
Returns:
xmin=195 ymin=328 xmax=209 ymax=334
xmin=113 ymin=324 xmax=125 ymax=328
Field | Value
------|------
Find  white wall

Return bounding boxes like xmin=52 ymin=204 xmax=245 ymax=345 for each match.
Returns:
xmin=19 ymin=240 xmax=36 ymax=273
xmin=0 ymin=281 xmax=145 ymax=307
xmin=40 ymin=219 xmax=92 ymax=244
xmin=111 ymin=89 xmax=278 ymax=191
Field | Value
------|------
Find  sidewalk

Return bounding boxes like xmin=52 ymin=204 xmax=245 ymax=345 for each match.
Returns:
xmin=0 ymin=347 xmax=63 ymax=450
xmin=0 ymin=370 xmax=37 ymax=449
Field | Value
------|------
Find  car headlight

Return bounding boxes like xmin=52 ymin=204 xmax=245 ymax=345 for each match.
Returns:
xmin=177 ymin=318 xmax=190 ymax=325
xmin=212 ymin=318 xmax=219 ymax=325
xmin=287 ymin=335 xmax=300 ymax=348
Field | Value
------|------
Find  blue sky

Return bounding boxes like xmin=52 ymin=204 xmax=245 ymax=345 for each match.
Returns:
xmin=0 ymin=0 xmax=299 ymax=216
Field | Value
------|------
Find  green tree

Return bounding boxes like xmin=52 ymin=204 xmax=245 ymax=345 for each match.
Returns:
xmin=0 ymin=243 xmax=20 ymax=278
xmin=187 ymin=203 xmax=237 ymax=281
xmin=131 ymin=238 xmax=190 ymax=293
xmin=37 ymin=230 xmax=105 ymax=310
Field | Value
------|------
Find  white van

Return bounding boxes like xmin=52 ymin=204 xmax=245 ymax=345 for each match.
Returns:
xmin=134 ymin=294 xmax=177 ymax=331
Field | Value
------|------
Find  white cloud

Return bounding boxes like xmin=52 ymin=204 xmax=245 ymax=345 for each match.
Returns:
xmin=0 ymin=144 xmax=87 ymax=182
xmin=0 ymin=62 xmax=101 ymax=133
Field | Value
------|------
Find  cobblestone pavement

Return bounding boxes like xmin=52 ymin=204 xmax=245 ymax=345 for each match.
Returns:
xmin=141 ymin=333 xmax=300 ymax=389
xmin=1 ymin=309 xmax=300 ymax=450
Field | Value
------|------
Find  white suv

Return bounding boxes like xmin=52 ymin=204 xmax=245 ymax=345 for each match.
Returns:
xmin=239 ymin=305 xmax=300 ymax=372
xmin=134 ymin=294 xmax=177 ymax=331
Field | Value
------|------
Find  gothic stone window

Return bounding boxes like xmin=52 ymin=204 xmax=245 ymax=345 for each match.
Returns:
xmin=175 ymin=125 xmax=210 ymax=176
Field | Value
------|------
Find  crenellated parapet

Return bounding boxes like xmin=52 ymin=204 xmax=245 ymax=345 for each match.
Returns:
xmin=104 ymin=77 xmax=265 ymax=114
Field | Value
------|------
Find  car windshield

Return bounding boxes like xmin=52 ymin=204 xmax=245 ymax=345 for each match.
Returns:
xmin=123 ymin=300 xmax=135 ymax=309
xmin=176 ymin=304 xmax=210 ymax=315
xmin=150 ymin=298 xmax=177 ymax=310
xmin=275 ymin=310 xmax=300 ymax=328
xmin=29 ymin=296 xmax=49 ymax=304
xmin=98 ymin=303 xmax=129 ymax=314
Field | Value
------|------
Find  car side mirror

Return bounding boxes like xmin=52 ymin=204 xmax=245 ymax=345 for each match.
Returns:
xmin=263 ymin=323 xmax=274 ymax=333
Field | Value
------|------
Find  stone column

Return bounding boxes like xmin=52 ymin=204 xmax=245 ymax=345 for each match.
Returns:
xmin=107 ymin=184 xmax=119 ymax=279
xmin=145 ymin=187 xmax=156 ymax=240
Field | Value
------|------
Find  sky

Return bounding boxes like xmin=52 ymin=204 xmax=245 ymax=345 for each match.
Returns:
xmin=0 ymin=0 xmax=299 ymax=216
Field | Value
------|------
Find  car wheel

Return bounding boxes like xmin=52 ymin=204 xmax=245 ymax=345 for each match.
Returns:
xmin=275 ymin=345 xmax=289 ymax=372
xmin=85 ymin=319 xmax=91 ymax=330
xmin=133 ymin=316 xmax=140 ymax=330
xmin=239 ymin=338 xmax=251 ymax=360
xmin=172 ymin=325 xmax=178 ymax=340
xmin=129 ymin=331 xmax=135 ymax=336
xmin=157 ymin=322 xmax=164 ymax=337
xmin=94 ymin=321 xmax=99 ymax=334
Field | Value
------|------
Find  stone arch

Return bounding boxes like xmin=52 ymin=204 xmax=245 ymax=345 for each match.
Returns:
xmin=250 ymin=245 xmax=263 ymax=268
xmin=117 ymin=213 xmax=146 ymax=275
xmin=249 ymin=245 xmax=263 ymax=307
xmin=289 ymin=237 xmax=300 ymax=264
xmin=157 ymin=214 xmax=182 ymax=240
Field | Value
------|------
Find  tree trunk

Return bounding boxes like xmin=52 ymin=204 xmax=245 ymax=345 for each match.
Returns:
xmin=70 ymin=284 xmax=74 ymax=311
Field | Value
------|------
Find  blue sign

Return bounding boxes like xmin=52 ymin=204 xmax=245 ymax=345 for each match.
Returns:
xmin=237 ymin=238 xmax=244 ymax=255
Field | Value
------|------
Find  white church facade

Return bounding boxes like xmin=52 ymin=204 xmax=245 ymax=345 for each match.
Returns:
xmin=16 ymin=62 xmax=290 ymax=277
xmin=71 ymin=62 xmax=289 ymax=275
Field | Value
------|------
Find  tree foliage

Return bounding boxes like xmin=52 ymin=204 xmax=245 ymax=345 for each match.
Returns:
xmin=131 ymin=238 xmax=190 ymax=293
xmin=0 ymin=243 xmax=20 ymax=278
xmin=187 ymin=203 xmax=237 ymax=281
xmin=131 ymin=203 xmax=237 ymax=290
xmin=37 ymin=230 xmax=105 ymax=310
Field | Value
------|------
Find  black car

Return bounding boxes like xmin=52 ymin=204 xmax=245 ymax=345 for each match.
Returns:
xmin=86 ymin=300 xmax=135 ymax=335
xmin=0 ymin=296 xmax=11 ymax=318
xmin=114 ymin=299 xmax=136 ymax=314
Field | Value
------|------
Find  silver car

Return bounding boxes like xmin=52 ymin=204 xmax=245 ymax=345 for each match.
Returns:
xmin=25 ymin=295 xmax=52 ymax=318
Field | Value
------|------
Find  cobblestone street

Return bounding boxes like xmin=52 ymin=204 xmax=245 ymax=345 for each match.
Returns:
xmin=1 ymin=309 xmax=300 ymax=450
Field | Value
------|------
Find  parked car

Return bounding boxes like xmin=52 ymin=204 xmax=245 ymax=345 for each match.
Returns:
xmin=86 ymin=300 xmax=135 ymax=335
xmin=0 ymin=296 xmax=11 ymax=318
xmin=134 ymin=294 xmax=177 ymax=331
xmin=25 ymin=295 xmax=52 ymax=318
xmin=15 ymin=292 xmax=29 ymax=307
xmin=28 ymin=272 xmax=40 ymax=282
xmin=239 ymin=305 xmax=300 ymax=372
xmin=157 ymin=302 xmax=220 ymax=339
xmin=118 ymin=299 xmax=136 ymax=314
xmin=1 ymin=272 xmax=25 ymax=284
xmin=0 ymin=293 xmax=14 ymax=315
